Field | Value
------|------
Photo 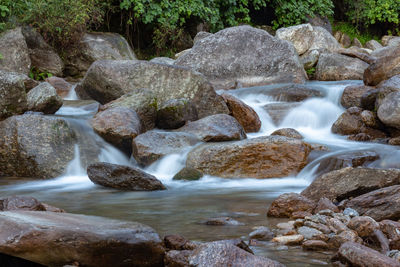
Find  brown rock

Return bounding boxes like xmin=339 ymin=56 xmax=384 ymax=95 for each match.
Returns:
xmin=91 ymin=107 xmax=142 ymax=152
xmin=380 ymin=220 xmax=400 ymax=240
xmin=331 ymin=108 xmax=364 ymax=135
xmin=249 ymin=226 xmax=274 ymax=241
xmin=156 ymin=98 xmax=198 ymax=129
xmin=329 ymin=231 xmax=362 ymax=249
xmin=164 ymin=250 xmax=192 ymax=267
xmin=186 ymin=136 xmax=311 ymax=179
xmin=221 ymin=93 xmax=261 ymax=133
xmin=341 ymin=85 xmax=375 ymax=108
xmin=267 ymin=193 xmax=316 ymax=218
xmin=271 ymin=128 xmax=303 ymax=139
xmin=302 ymin=240 xmax=329 ymax=251
xmin=347 ymin=216 xmax=380 ymax=237
xmin=327 ymin=218 xmax=349 ymax=234
xmin=0 ymin=196 xmax=45 ymax=211
xmin=314 ymin=197 xmax=340 ymax=213
xmin=291 ymin=211 xmax=312 ymax=219
xmin=337 ymin=242 xmax=400 ymax=266
xmin=0 ymin=211 xmax=165 ymax=267
xmin=272 ymin=235 xmax=304 ymax=245
xmin=45 ymin=76 xmax=73 ymax=98
xmin=87 ymin=162 xmax=166 ymax=191
xmin=164 ymin=235 xmax=197 ymax=251
xmin=204 ymin=217 xmax=243 ymax=226
xmin=346 ymin=185 xmax=400 ymax=221
xmin=364 ymin=46 xmax=400 ymax=86
xmin=301 ymin=167 xmax=400 ymax=202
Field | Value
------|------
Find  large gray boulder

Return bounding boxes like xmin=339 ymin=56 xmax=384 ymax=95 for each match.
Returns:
xmin=175 ymin=25 xmax=306 ymax=89
xmin=64 ymin=32 xmax=137 ymax=77
xmin=364 ymin=46 xmax=400 ymax=86
xmin=0 ymin=71 xmax=28 ymax=120
xmin=186 ymin=136 xmax=311 ymax=179
xmin=27 ymin=82 xmax=63 ymax=114
xmin=0 ymin=114 xmax=97 ymax=179
xmin=315 ymin=53 xmax=369 ymax=81
xmin=0 ymin=28 xmax=31 ymax=75
xmin=301 ymin=167 xmax=400 ymax=202
xmin=0 ymin=211 xmax=165 ymax=267
xmin=378 ymin=91 xmax=400 ymax=129
xmin=81 ymin=60 xmax=229 ymax=119
xmin=308 ymin=27 xmax=341 ymax=52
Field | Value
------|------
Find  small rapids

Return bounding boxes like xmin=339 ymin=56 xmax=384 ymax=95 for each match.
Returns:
xmin=2 ymin=80 xmax=400 ymax=266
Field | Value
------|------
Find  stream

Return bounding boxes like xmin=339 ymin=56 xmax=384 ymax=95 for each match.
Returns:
xmin=2 ymin=80 xmax=400 ymax=266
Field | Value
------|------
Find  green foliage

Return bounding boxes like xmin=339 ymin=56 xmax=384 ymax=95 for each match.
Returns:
xmin=268 ymin=0 xmax=334 ymax=29
xmin=332 ymin=21 xmax=379 ymax=44
xmin=29 ymin=67 xmax=53 ymax=81
xmin=306 ymin=67 xmax=316 ymax=79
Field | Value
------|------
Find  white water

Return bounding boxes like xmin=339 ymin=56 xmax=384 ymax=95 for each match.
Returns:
xmin=64 ymin=84 xmax=79 ymax=100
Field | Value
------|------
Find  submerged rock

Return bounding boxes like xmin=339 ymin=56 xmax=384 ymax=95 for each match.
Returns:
xmin=186 ymin=136 xmax=311 ymax=179
xmin=27 ymin=82 xmax=63 ymax=114
xmin=87 ymin=162 xmax=166 ymax=191
xmin=175 ymin=25 xmax=306 ymax=89
xmin=0 ymin=211 xmax=165 ymax=267
xmin=173 ymin=167 xmax=203 ymax=181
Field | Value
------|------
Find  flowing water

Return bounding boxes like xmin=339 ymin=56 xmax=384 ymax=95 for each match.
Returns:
xmin=2 ymin=81 xmax=400 ymax=266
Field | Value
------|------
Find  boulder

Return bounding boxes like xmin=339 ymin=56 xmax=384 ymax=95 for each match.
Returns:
xmin=346 ymin=185 xmax=400 ymax=221
xmin=364 ymin=46 xmax=400 ymax=86
xmin=365 ymin=40 xmax=383 ymax=51
xmin=0 ymin=211 xmax=165 ymax=267
xmin=302 ymin=240 xmax=329 ymax=251
xmin=99 ymin=89 xmax=158 ymax=131
xmin=378 ymin=92 xmax=400 ymax=129
xmin=315 ymin=53 xmax=369 ymax=81
xmin=331 ymin=108 xmax=364 ymax=135
xmin=301 ymin=167 xmax=400 ymax=202
xmin=221 ymin=93 xmax=261 ymax=133
xmin=0 ymin=70 xmax=28 ymax=119
xmin=156 ymin=98 xmax=198 ymax=129
xmin=263 ymin=102 xmax=301 ymax=125
xmin=341 ymin=85 xmax=375 ymax=108
xmin=300 ymin=49 xmax=320 ymax=70
xmin=81 ymin=60 xmax=229 ymax=118
xmin=0 ymin=196 xmax=64 ymax=213
xmin=188 ymin=241 xmax=284 ymax=267
xmin=375 ymin=75 xmax=400 ymax=110
xmin=352 ymin=38 xmax=362 ymax=48
xmin=45 ymin=76 xmax=73 ymax=98
xmin=186 ymin=136 xmax=311 ymax=179
xmin=174 ymin=25 xmax=306 ymax=89
xmin=307 ymin=16 xmax=332 ymax=34
xmin=0 ymin=114 xmax=97 ymax=179
xmin=0 ymin=28 xmax=31 ymax=75
xmin=308 ymin=27 xmax=341 ymax=52
xmin=267 ymin=193 xmax=316 ymax=218
xmin=177 ymin=114 xmax=246 ymax=142
xmin=347 ymin=216 xmax=380 ymax=237
xmin=338 ymin=47 xmax=375 ymax=64
xmin=27 ymin=82 xmax=63 ymax=114
xmin=337 ymin=242 xmax=400 ymax=266
xmin=361 ymin=88 xmax=379 ymax=110
xmin=21 ymin=26 xmax=64 ymax=76
xmin=149 ymin=57 xmax=175 ymax=65
xmin=314 ymin=197 xmax=340 ymax=213
xmin=271 ymin=128 xmax=303 ymax=139
xmin=276 ymin=24 xmax=315 ymax=55
xmin=164 ymin=250 xmax=192 ymax=267
xmin=87 ymin=162 xmax=166 ymax=191
xmin=91 ymin=107 xmax=142 ymax=152
xmin=272 ymin=235 xmax=304 ymax=245
xmin=193 ymin=31 xmax=213 ymax=44
xmin=173 ymin=167 xmax=203 ymax=181
xmin=384 ymin=36 xmax=400 ymax=47
xmin=249 ymin=226 xmax=275 ymax=241
xmin=164 ymin=235 xmax=197 ymax=251
xmin=64 ymin=32 xmax=137 ymax=77
xmin=264 ymin=84 xmax=323 ymax=101
xmin=132 ymin=131 xmax=200 ymax=166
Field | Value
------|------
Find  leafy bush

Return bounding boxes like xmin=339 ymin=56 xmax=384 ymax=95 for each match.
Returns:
xmin=332 ymin=21 xmax=379 ymax=44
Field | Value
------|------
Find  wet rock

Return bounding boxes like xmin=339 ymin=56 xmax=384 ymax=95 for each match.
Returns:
xmin=173 ymin=167 xmax=203 ymax=181
xmin=91 ymin=107 xmax=142 ymax=152
xmin=64 ymin=32 xmax=136 ymax=77
xmin=304 ymin=220 xmax=332 ymax=234
xmin=361 ymin=88 xmax=379 ymax=110
xmin=365 ymin=40 xmax=383 ymax=51
xmin=329 ymin=231 xmax=362 ymax=249
xmin=346 ymin=185 xmax=400 ymax=221
xmin=331 ymin=108 xmax=364 ymax=135
xmin=249 ymin=226 xmax=275 ymax=241
xmin=174 ymin=25 xmax=306 ymax=89
xmin=343 ymin=208 xmax=359 ymax=217
xmin=267 ymin=193 xmax=316 ymax=218
xmin=87 ymin=162 xmax=165 ymax=191
xmin=302 ymin=240 xmax=329 ymax=251
xmin=315 ymin=53 xmax=369 ymax=81
xmin=341 ymin=85 xmax=375 ymax=108
xmin=364 ymin=46 xmax=400 ymax=86
xmin=156 ymin=98 xmax=198 ymax=129
xmin=132 ymin=131 xmax=200 ymax=166
xmin=164 ymin=235 xmax=197 ymax=250
xmin=21 ymin=26 xmax=64 ymax=76
xmin=0 ymin=211 xmax=165 ymax=267
xmin=187 ymin=136 xmax=311 ymax=179
xmin=275 ymin=23 xmax=315 ymax=55
xmin=0 ymin=114 xmax=78 ymax=178
xmin=149 ymin=57 xmax=175 ymax=65
xmin=298 ymin=226 xmax=324 ymax=240
xmin=0 ymin=70 xmax=28 ymax=119
xmin=81 ymin=60 xmax=229 ymax=118
xmin=337 ymin=242 xmax=400 ymax=266
xmin=265 ymin=84 xmax=323 ymax=102
xmin=221 ymin=93 xmax=261 ymax=133
xmin=45 ymin=77 xmax=73 ymax=98
xmin=0 ymin=28 xmax=31 ymax=74
xmin=378 ymin=92 xmax=400 ymax=129
xmin=272 ymin=235 xmax=304 ymax=245
xmin=189 ymin=241 xmax=284 ymax=266
xmin=271 ymin=128 xmax=303 ymax=139
xmin=164 ymin=250 xmax=192 ymax=267
xmin=291 ymin=211 xmax=313 ymax=219
xmin=27 ymin=82 xmax=63 ymax=114
xmin=99 ymin=89 xmax=157 ymax=131
xmin=380 ymin=220 xmax=400 ymax=241
xmin=361 ymin=110 xmax=382 ymax=129
xmin=302 ymin=167 xmax=400 ymax=202
xmin=276 ymin=221 xmax=295 ymax=230
xmin=263 ymin=102 xmax=301 ymax=125
xmin=177 ymin=114 xmax=246 ymax=142
xmin=327 ymin=218 xmax=349 ymax=234
xmin=0 ymin=196 xmax=45 ymax=211
xmin=204 ymin=217 xmax=243 ymax=226
xmin=348 ymin=216 xmax=380 ymax=237
xmin=314 ymin=198 xmax=339 ymax=213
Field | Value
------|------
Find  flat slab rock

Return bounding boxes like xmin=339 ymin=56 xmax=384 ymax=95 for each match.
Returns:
xmin=0 ymin=211 xmax=165 ymax=267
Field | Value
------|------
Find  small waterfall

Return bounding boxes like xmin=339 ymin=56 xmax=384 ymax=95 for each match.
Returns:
xmin=64 ymin=84 xmax=79 ymax=100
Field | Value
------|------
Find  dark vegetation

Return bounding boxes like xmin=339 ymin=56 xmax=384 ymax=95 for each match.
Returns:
xmin=0 ymin=0 xmax=399 ymax=58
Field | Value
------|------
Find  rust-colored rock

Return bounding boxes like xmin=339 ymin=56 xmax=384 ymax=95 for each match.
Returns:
xmin=221 ymin=93 xmax=261 ymax=133
xmin=164 ymin=235 xmax=197 ymax=251
xmin=267 ymin=193 xmax=316 ymax=218
xmin=45 ymin=76 xmax=73 ymax=98
xmin=314 ymin=197 xmax=340 ymax=213
xmin=347 ymin=216 xmax=380 ymax=237
xmin=187 ymin=136 xmax=311 ymax=179
xmin=302 ymin=240 xmax=329 ymax=251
